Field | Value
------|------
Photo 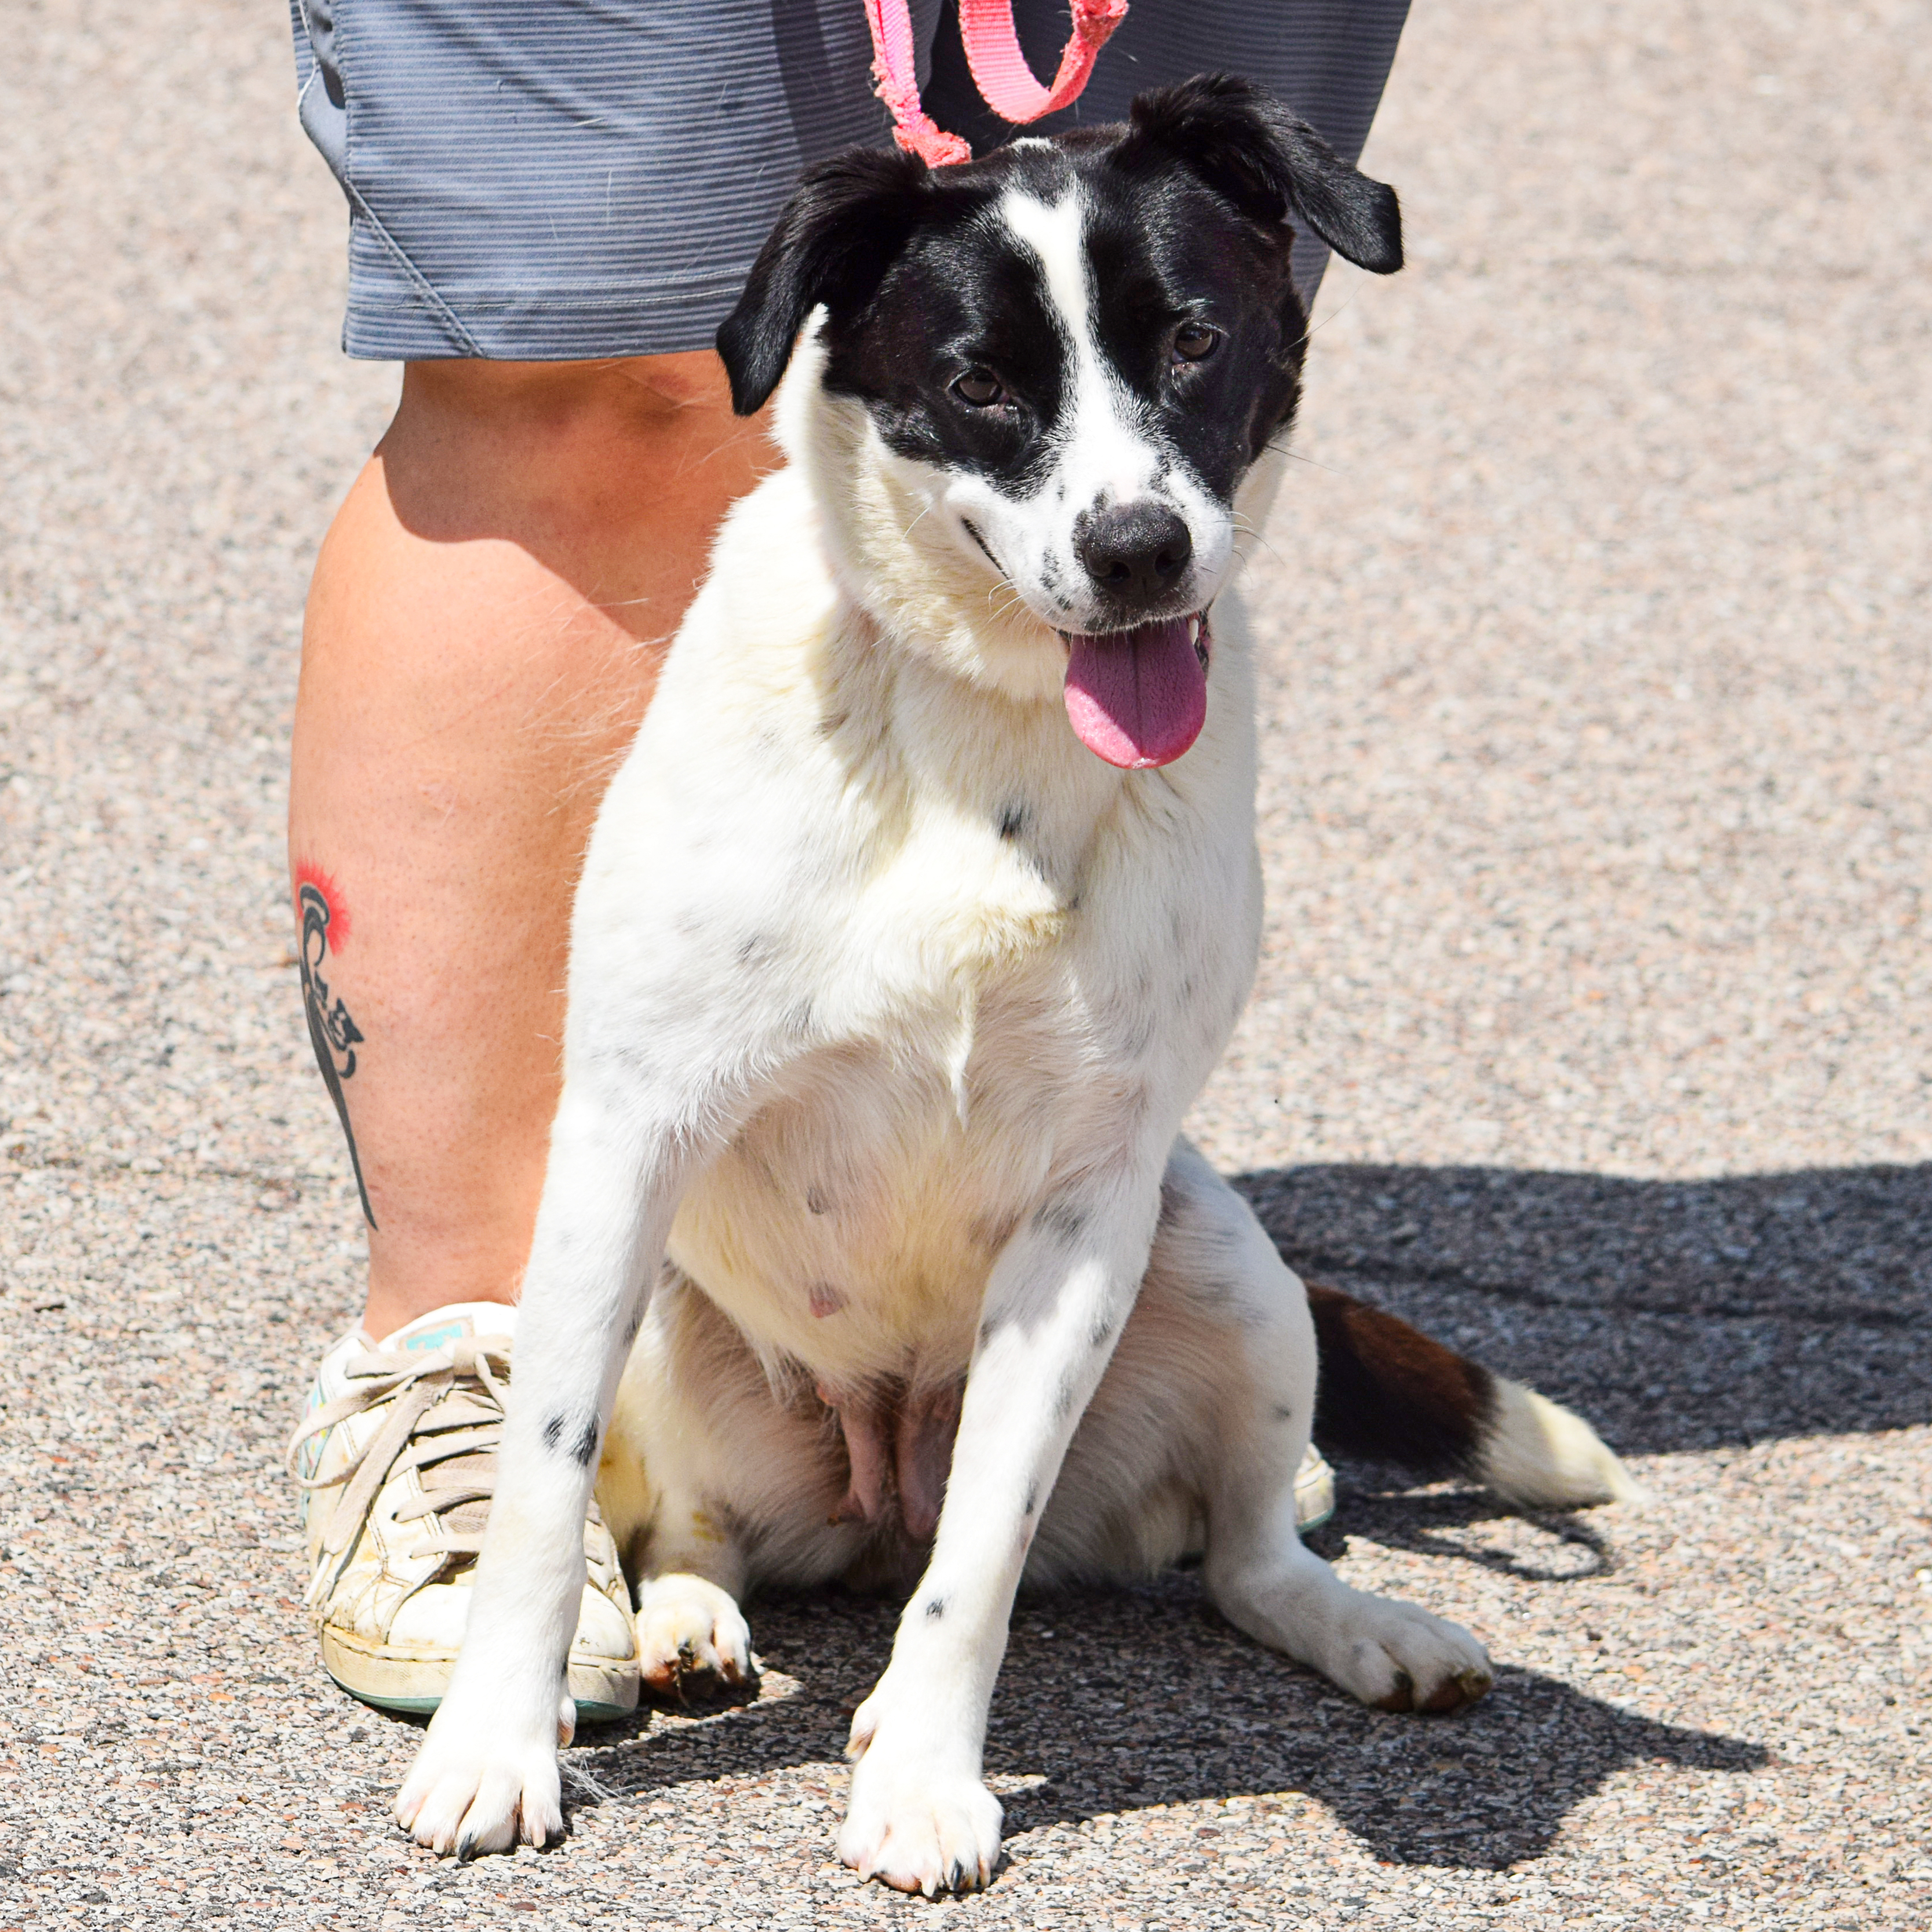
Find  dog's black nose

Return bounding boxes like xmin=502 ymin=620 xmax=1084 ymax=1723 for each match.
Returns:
xmin=1074 ymin=503 xmax=1193 ymax=601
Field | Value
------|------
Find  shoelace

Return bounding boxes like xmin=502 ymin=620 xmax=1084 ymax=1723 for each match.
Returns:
xmin=286 ymin=1333 xmax=514 ymax=1606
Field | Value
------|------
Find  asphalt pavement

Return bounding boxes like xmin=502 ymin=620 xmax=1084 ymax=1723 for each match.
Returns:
xmin=2 ymin=1 xmax=1927 ymax=1927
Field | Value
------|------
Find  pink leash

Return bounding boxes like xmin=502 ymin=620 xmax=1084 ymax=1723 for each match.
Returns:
xmin=862 ymin=0 xmax=1129 ymax=168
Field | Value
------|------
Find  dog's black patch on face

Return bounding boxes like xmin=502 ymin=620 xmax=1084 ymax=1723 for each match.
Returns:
xmin=997 ymin=802 xmax=1028 ymax=841
xmin=1078 ymin=170 xmax=1306 ymax=494
xmin=804 ymin=115 xmax=1362 ymax=511
xmin=822 ymin=167 xmax=1072 ymax=494
xmin=924 ymin=1596 xmax=946 ymax=1620
xmin=719 ymin=78 xmax=1400 ymax=537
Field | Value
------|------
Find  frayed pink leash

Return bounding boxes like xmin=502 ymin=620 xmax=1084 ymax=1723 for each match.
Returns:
xmin=863 ymin=0 xmax=1129 ymax=167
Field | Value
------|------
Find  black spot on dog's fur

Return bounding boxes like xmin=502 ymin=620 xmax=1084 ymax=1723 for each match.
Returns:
xmin=544 ymin=1412 xmax=600 ymax=1467
xmin=998 ymin=802 xmax=1029 ymax=841
xmin=925 ymin=1597 xmax=946 ymax=1621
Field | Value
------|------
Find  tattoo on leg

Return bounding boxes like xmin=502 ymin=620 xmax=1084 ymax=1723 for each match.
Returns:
xmin=296 ymin=868 xmax=376 ymax=1228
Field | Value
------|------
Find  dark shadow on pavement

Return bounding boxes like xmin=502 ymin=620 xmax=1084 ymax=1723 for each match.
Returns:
xmin=1314 ymin=1488 xmax=1620 ymax=1584
xmin=559 ymin=1572 xmax=1767 ymax=1873
xmin=1235 ymin=1161 xmax=1932 ymax=1455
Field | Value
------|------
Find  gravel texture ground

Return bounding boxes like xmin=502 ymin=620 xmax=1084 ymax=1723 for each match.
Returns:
xmin=2 ymin=1 xmax=1928 ymax=1927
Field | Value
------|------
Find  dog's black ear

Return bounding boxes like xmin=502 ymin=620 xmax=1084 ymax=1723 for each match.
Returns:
xmin=1117 ymin=74 xmax=1402 ymax=275
xmin=716 ymin=149 xmax=931 ymax=415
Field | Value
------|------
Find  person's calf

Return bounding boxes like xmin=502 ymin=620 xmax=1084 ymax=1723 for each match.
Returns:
xmin=288 ymin=350 xmax=768 ymax=1335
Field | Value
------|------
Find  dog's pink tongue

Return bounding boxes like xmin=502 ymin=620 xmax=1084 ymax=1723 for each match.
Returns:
xmin=1063 ymin=618 xmax=1206 ymax=769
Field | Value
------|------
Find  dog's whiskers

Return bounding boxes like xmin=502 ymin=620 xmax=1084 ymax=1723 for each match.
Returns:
xmin=1230 ymin=516 xmax=1286 ymax=570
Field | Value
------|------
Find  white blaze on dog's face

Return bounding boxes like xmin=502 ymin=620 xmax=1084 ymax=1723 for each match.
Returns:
xmin=719 ymin=77 xmax=1402 ymax=768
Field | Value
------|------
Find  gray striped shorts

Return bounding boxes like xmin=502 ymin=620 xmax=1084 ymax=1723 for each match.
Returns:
xmin=290 ymin=0 xmax=1410 ymax=362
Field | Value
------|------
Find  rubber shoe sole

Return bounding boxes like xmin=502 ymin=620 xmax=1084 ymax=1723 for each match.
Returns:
xmin=320 ymin=1624 xmax=641 ymax=1725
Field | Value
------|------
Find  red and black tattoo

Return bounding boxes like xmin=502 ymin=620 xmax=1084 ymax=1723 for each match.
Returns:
xmin=296 ymin=863 xmax=376 ymax=1228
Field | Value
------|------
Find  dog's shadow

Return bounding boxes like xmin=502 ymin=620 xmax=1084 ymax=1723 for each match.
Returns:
xmin=562 ymin=1518 xmax=1763 ymax=1872
xmin=1236 ymin=1159 xmax=1932 ymax=1456
xmin=1312 ymin=1480 xmax=1619 ymax=1583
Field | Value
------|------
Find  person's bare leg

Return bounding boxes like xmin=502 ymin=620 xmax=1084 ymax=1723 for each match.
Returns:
xmin=289 ymin=351 xmax=767 ymax=1340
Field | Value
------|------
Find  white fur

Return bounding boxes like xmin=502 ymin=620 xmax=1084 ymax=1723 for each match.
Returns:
xmin=394 ymin=294 xmax=1491 ymax=1890
xmin=1478 ymin=1379 xmax=1651 ymax=1508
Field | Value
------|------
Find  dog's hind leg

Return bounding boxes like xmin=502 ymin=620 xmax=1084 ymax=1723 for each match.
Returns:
xmin=602 ymin=1268 xmax=859 ymax=1701
xmin=1150 ymin=1143 xmax=1497 ymax=1714
xmin=630 ymin=1514 xmax=755 ymax=1704
xmin=599 ymin=1275 xmax=756 ymax=1701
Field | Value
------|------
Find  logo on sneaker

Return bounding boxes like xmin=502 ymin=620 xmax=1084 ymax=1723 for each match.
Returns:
xmin=399 ymin=1320 xmax=469 ymax=1355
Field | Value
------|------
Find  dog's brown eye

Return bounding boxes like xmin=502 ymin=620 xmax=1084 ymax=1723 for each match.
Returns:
xmin=1173 ymin=323 xmax=1221 ymax=364
xmin=952 ymin=370 xmax=1005 ymax=407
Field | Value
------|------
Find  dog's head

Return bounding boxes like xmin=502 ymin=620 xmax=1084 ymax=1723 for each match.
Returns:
xmin=717 ymin=75 xmax=1401 ymax=767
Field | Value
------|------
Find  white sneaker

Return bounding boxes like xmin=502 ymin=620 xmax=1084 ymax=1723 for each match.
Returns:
xmin=288 ymin=1301 xmax=640 ymax=1722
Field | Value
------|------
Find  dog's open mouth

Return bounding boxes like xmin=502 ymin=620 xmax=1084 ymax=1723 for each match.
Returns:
xmin=1059 ymin=613 xmax=1211 ymax=770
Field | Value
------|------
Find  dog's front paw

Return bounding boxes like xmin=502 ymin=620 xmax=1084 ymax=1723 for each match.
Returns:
xmin=395 ymin=1686 xmax=573 ymax=1858
xmin=837 ymin=1691 xmax=1003 ymax=1895
xmin=1325 ymin=1592 xmax=1494 ymax=1714
xmin=635 ymin=1573 xmax=753 ymax=1701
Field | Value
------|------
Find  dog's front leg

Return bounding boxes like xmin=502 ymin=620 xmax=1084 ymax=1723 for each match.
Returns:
xmin=393 ymin=1073 xmax=699 ymax=1857
xmin=839 ymin=1168 xmax=1162 ymax=1895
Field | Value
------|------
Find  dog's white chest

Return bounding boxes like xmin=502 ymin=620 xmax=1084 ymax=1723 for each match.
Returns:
xmin=570 ymin=464 xmax=1260 ymax=1392
xmin=665 ymin=792 xmax=1212 ymax=1387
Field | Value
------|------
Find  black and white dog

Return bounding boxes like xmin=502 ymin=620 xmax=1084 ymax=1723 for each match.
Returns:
xmin=394 ymin=77 xmax=1636 ymax=1893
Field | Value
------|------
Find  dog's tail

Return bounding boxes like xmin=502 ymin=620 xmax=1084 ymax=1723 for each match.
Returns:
xmin=1307 ymin=1284 xmax=1646 ymax=1507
